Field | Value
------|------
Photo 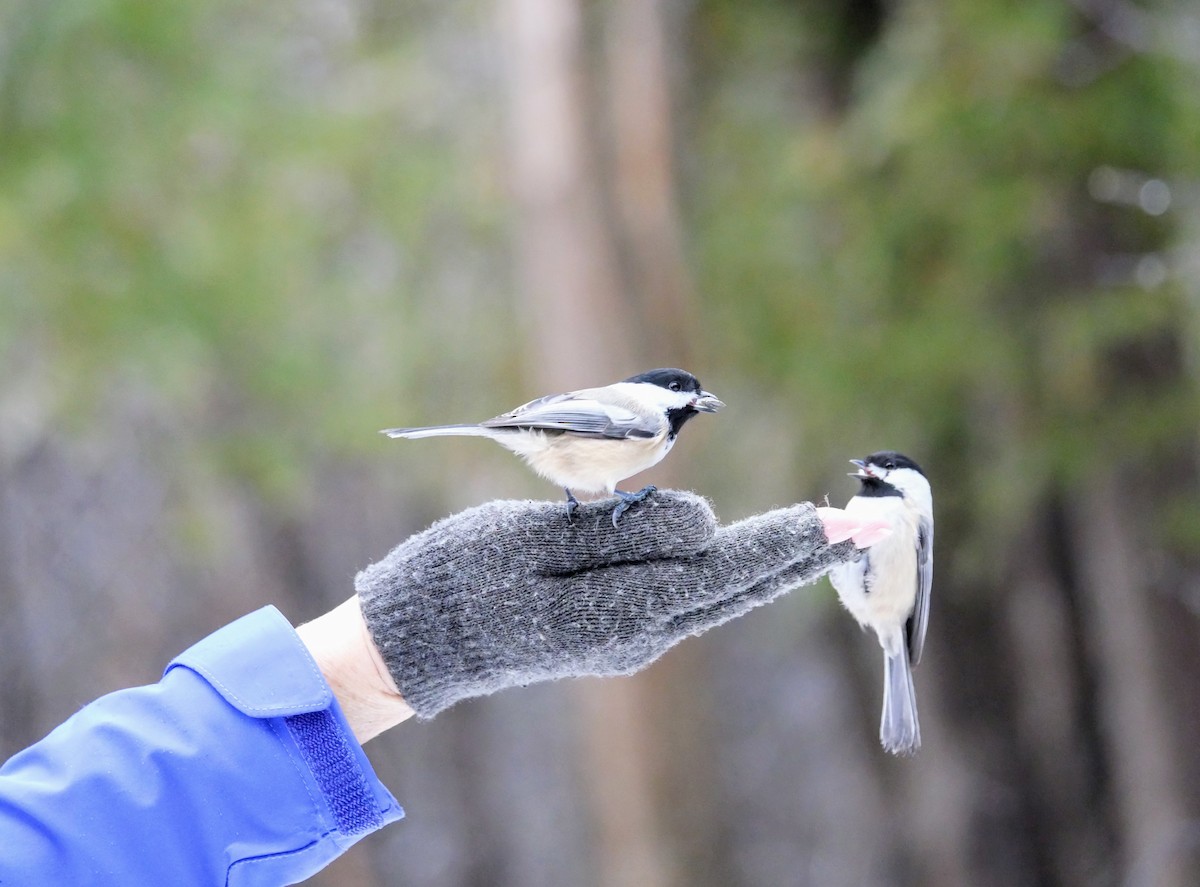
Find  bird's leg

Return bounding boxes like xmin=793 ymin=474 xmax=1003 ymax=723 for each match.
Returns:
xmin=610 ymin=485 xmax=657 ymax=527
xmin=564 ymin=488 xmax=580 ymax=523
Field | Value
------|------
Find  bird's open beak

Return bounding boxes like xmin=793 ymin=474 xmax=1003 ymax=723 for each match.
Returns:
xmin=849 ymin=458 xmax=874 ymax=479
xmin=693 ymin=392 xmax=725 ymax=413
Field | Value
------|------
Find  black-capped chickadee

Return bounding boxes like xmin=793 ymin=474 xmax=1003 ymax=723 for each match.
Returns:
xmin=827 ymin=451 xmax=933 ymax=755
xmin=381 ymin=368 xmax=724 ymax=525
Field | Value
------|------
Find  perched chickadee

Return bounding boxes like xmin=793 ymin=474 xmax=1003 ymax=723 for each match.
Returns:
xmin=381 ymin=368 xmax=724 ymax=525
xmin=828 ymin=451 xmax=933 ymax=755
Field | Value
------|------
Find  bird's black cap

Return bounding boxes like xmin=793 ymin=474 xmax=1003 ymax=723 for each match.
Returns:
xmin=622 ymin=368 xmax=704 ymax=394
xmin=863 ymin=451 xmax=924 ymax=476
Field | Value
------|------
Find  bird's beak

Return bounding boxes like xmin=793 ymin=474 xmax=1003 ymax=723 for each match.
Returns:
xmin=849 ymin=458 xmax=874 ymax=479
xmin=692 ymin=391 xmax=725 ymax=413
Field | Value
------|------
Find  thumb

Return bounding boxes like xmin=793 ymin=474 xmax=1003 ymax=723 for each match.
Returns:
xmin=528 ymin=490 xmax=718 ymax=574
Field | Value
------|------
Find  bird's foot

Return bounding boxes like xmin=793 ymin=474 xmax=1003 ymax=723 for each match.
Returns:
xmin=610 ymin=485 xmax=657 ymax=527
xmin=564 ymin=489 xmax=580 ymax=524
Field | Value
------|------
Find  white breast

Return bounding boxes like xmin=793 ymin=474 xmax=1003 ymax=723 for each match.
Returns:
xmin=828 ymin=495 xmax=920 ymax=656
xmin=498 ymin=430 xmax=670 ymax=494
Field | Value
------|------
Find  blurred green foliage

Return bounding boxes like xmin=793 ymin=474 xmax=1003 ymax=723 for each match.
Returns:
xmin=2 ymin=0 xmax=1198 ymax=537
xmin=0 ymin=0 xmax=510 ymax=501
xmin=3 ymin=6 xmax=1198 ymax=884
xmin=691 ymin=0 xmax=1199 ymax=549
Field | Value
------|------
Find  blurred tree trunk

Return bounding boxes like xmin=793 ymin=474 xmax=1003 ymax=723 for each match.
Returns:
xmin=0 ymin=465 xmax=37 ymax=753
xmin=497 ymin=0 xmax=635 ymax=384
xmin=1068 ymin=472 xmax=1192 ymax=887
xmin=496 ymin=1 xmax=715 ymax=885
xmin=496 ymin=2 xmax=668 ymax=887
xmin=603 ymin=0 xmax=698 ymax=359
xmin=601 ymin=3 xmax=731 ymax=885
xmin=1003 ymin=512 xmax=1114 ymax=886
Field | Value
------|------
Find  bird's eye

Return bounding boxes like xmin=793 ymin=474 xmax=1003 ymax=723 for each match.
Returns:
xmin=669 ymin=381 xmax=681 ymax=391
xmin=884 ymin=460 xmax=896 ymax=470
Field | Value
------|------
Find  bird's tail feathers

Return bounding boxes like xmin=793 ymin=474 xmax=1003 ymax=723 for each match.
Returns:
xmin=381 ymin=424 xmax=496 ymax=440
xmin=881 ymin=647 xmax=921 ymax=755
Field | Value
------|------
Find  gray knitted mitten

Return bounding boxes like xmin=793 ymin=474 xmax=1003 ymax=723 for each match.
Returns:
xmin=356 ymin=491 xmax=853 ymax=718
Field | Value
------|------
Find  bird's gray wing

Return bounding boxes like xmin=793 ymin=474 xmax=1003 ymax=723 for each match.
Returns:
xmin=480 ymin=392 xmax=659 ymax=439
xmin=907 ymin=515 xmax=933 ymax=666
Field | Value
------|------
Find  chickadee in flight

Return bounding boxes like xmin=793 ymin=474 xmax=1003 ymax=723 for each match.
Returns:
xmin=381 ymin=368 xmax=724 ymax=526
xmin=827 ymin=451 xmax=933 ymax=755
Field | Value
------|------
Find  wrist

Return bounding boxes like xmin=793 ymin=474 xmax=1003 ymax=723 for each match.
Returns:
xmin=296 ymin=596 xmax=414 ymax=743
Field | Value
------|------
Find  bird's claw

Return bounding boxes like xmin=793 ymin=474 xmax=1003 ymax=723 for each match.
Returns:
xmin=610 ymin=485 xmax=657 ymax=527
xmin=564 ymin=489 xmax=580 ymax=524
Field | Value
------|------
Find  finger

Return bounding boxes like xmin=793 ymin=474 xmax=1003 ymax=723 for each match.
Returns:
xmin=679 ymin=504 xmax=834 ymax=605
xmin=851 ymin=522 xmax=893 ymax=548
xmin=815 ymin=506 xmax=861 ymax=544
xmin=663 ymin=583 xmax=770 ymax=636
xmin=815 ymin=507 xmax=894 ymax=548
xmin=664 ymin=542 xmax=852 ymax=637
xmin=447 ymin=491 xmax=718 ymax=573
xmin=578 ymin=504 xmax=843 ymax=617
xmin=546 ymin=490 xmax=717 ymax=571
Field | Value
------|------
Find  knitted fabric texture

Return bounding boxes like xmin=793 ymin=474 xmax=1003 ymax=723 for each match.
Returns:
xmin=356 ymin=490 xmax=854 ymax=718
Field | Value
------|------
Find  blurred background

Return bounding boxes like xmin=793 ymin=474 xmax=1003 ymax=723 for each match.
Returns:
xmin=2 ymin=0 xmax=1199 ymax=884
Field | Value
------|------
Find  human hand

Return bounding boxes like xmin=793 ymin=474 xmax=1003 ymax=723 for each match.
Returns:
xmin=815 ymin=506 xmax=894 ymax=547
xmin=355 ymin=491 xmax=855 ymax=719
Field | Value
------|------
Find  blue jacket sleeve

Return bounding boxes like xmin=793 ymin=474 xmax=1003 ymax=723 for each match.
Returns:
xmin=0 ymin=606 xmax=404 ymax=886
